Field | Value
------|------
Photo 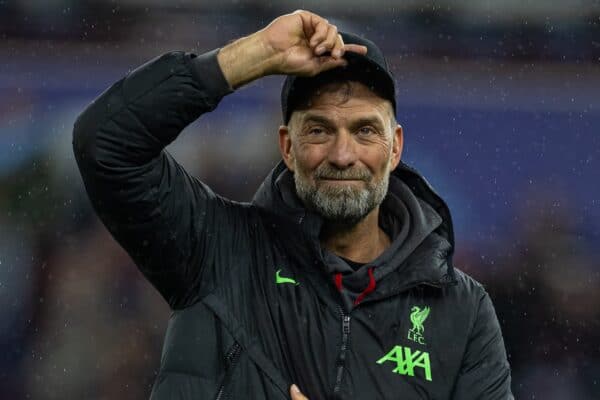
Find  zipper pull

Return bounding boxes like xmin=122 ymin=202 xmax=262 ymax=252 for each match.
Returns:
xmin=342 ymin=315 xmax=350 ymax=334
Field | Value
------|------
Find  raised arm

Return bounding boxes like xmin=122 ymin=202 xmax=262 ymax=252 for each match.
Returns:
xmin=72 ymin=10 xmax=366 ymax=309
xmin=72 ymin=48 xmax=237 ymax=309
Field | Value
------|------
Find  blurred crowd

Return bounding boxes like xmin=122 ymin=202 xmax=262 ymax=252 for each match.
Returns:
xmin=460 ymin=194 xmax=600 ymax=398
xmin=1 ymin=1 xmax=599 ymax=399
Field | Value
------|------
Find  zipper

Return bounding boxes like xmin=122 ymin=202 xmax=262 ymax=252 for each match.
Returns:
xmin=332 ymin=305 xmax=351 ymax=396
xmin=214 ymin=342 xmax=242 ymax=400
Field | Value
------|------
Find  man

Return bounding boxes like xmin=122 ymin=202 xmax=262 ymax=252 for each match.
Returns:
xmin=73 ymin=10 xmax=513 ymax=400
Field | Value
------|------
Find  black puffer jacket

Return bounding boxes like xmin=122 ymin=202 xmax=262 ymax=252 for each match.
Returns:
xmin=73 ymin=48 xmax=513 ymax=399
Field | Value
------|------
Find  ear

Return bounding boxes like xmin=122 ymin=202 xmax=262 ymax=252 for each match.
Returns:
xmin=390 ymin=124 xmax=404 ymax=170
xmin=278 ymin=125 xmax=295 ymax=172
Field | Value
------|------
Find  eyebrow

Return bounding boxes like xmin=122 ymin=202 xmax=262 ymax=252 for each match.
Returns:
xmin=301 ymin=114 xmax=386 ymax=131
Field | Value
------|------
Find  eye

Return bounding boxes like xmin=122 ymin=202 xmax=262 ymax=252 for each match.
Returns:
xmin=308 ymin=127 xmax=326 ymax=135
xmin=358 ymin=126 xmax=376 ymax=136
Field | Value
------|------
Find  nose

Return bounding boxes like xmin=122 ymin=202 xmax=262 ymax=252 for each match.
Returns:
xmin=327 ymin=130 xmax=358 ymax=169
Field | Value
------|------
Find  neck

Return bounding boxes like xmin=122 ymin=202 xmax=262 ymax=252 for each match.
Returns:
xmin=320 ymin=206 xmax=391 ymax=263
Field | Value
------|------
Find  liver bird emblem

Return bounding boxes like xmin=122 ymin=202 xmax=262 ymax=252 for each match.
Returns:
xmin=409 ymin=306 xmax=430 ymax=338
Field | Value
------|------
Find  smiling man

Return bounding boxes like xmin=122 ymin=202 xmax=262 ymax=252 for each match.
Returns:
xmin=73 ymin=10 xmax=513 ymax=400
xmin=284 ymin=81 xmax=399 ymax=226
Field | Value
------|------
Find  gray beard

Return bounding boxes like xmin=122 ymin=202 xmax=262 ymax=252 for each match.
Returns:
xmin=293 ymin=163 xmax=390 ymax=226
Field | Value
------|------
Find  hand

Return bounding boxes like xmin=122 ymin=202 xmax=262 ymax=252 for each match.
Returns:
xmin=290 ymin=384 xmax=309 ymax=400
xmin=259 ymin=9 xmax=368 ymax=77
xmin=217 ymin=10 xmax=368 ymax=88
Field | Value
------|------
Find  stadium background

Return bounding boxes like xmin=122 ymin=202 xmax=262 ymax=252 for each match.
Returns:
xmin=1 ymin=1 xmax=598 ymax=398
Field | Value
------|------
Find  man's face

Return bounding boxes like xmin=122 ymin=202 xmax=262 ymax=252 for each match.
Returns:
xmin=279 ymin=81 xmax=403 ymax=225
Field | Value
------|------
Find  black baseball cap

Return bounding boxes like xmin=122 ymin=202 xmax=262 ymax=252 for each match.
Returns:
xmin=280 ymin=31 xmax=396 ymax=124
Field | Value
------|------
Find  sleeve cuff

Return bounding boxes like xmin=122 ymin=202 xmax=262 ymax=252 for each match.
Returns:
xmin=186 ymin=48 xmax=235 ymax=101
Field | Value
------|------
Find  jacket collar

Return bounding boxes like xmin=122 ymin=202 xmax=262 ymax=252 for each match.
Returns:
xmin=252 ymin=159 xmax=458 ymax=292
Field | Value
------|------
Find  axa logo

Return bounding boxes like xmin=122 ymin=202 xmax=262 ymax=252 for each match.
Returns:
xmin=376 ymin=345 xmax=432 ymax=382
xmin=408 ymin=306 xmax=430 ymax=345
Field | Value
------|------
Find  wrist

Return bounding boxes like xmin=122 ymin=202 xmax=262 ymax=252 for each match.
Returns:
xmin=217 ymin=31 xmax=281 ymax=89
xmin=253 ymin=29 xmax=284 ymax=75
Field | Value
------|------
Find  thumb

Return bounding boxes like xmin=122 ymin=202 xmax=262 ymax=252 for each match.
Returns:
xmin=290 ymin=384 xmax=309 ymax=400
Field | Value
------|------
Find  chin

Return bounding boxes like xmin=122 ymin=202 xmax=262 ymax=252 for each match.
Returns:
xmin=315 ymin=197 xmax=375 ymax=227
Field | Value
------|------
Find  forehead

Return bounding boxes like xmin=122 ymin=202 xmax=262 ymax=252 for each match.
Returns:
xmin=291 ymin=81 xmax=392 ymax=125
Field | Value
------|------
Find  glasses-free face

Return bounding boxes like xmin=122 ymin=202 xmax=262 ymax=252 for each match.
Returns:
xmin=279 ymin=81 xmax=403 ymax=224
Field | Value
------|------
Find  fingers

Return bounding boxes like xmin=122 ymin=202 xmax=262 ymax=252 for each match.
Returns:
xmin=308 ymin=15 xmax=329 ymax=48
xmin=285 ymin=10 xmax=369 ymax=77
xmin=343 ymin=43 xmax=368 ymax=56
xmin=331 ymin=34 xmax=344 ymax=59
xmin=315 ymin=24 xmax=339 ymax=57
xmin=290 ymin=384 xmax=309 ymax=400
xmin=302 ymin=12 xmax=339 ymax=58
xmin=299 ymin=10 xmax=368 ymax=59
xmin=312 ymin=25 xmax=368 ymax=59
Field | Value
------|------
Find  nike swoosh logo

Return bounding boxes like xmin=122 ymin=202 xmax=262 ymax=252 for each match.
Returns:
xmin=276 ymin=269 xmax=299 ymax=285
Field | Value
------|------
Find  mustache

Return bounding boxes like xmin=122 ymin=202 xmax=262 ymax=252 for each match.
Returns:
xmin=314 ymin=165 xmax=372 ymax=181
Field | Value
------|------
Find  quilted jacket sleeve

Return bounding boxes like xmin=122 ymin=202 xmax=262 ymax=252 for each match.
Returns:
xmin=72 ymin=49 xmax=236 ymax=309
xmin=451 ymin=290 xmax=514 ymax=399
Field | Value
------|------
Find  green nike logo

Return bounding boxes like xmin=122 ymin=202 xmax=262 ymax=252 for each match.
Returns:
xmin=276 ymin=269 xmax=299 ymax=286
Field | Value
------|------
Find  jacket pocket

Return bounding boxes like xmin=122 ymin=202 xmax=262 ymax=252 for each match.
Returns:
xmin=214 ymin=341 xmax=243 ymax=400
xmin=202 ymin=293 xmax=290 ymax=399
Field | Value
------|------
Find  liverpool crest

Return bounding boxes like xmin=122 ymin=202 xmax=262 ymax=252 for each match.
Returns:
xmin=407 ymin=306 xmax=430 ymax=345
